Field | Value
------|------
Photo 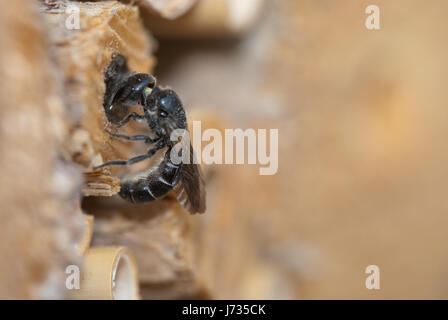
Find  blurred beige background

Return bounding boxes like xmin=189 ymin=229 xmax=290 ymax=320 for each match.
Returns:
xmin=155 ymin=0 xmax=448 ymax=299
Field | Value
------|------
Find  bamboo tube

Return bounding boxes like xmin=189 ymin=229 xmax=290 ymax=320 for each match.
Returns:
xmin=142 ymin=0 xmax=266 ymax=38
xmin=138 ymin=0 xmax=198 ymax=19
xmin=69 ymin=247 xmax=140 ymax=300
xmin=75 ymin=214 xmax=94 ymax=256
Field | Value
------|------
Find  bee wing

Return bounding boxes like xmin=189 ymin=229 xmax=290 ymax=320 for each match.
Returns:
xmin=173 ymin=144 xmax=206 ymax=214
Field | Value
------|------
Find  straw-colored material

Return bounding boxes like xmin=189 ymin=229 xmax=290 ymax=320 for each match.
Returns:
xmin=69 ymin=246 xmax=140 ymax=300
xmin=143 ymin=0 xmax=265 ymax=38
xmin=76 ymin=214 xmax=94 ymax=256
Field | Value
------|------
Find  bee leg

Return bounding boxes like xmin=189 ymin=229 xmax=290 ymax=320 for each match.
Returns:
xmin=115 ymin=112 xmax=145 ymax=132
xmin=105 ymin=129 xmax=156 ymax=144
xmin=94 ymin=154 xmax=151 ymax=169
xmin=94 ymin=141 xmax=166 ymax=169
xmin=94 ymin=160 xmax=128 ymax=169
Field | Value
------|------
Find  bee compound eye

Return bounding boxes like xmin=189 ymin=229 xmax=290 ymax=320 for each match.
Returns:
xmin=159 ymin=110 xmax=168 ymax=118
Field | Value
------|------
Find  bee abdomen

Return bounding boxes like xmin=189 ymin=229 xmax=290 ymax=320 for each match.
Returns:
xmin=118 ymin=155 xmax=180 ymax=203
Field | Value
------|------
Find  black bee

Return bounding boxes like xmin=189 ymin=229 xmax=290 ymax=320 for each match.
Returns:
xmin=96 ymin=54 xmax=206 ymax=214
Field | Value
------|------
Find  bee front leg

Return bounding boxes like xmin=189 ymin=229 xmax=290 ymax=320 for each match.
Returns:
xmin=115 ymin=112 xmax=145 ymax=132
xmin=94 ymin=140 xmax=166 ymax=169
xmin=105 ymin=129 xmax=158 ymax=145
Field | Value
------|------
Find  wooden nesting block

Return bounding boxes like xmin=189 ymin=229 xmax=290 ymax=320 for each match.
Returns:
xmin=40 ymin=0 xmax=156 ymax=196
xmin=0 ymin=0 xmax=84 ymax=299
xmin=39 ymin=0 xmax=205 ymax=299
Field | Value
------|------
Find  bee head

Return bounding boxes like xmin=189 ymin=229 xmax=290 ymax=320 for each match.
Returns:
xmin=144 ymin=87 xmax=187 ymax=133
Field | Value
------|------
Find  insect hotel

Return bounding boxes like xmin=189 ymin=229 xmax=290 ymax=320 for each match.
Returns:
xmin=0 ymin=0 xmax=266 ymax=299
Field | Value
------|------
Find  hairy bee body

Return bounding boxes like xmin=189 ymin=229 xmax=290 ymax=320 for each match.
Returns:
xmin=97 ymin=53 xmax=206 ymax=214
xmin=119 ymin=149 xmax=180 ymax=203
